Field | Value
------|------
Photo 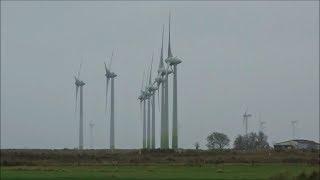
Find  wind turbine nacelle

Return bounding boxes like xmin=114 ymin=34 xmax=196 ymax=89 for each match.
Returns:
xmin=165 ymin=56 xmax=182 ymax=66
xmin=158 ymin=67 xmax=166 ymax=76
xmin=166 ymin=69 xmax=173 ymax=75
xmin=107 ymin=72 xmax=117 ymax=78
xmin=75 ymin=79 xmax=85 ymax=86
xmin=79 ymin=81 xmax=85 ymax=86
xmin=75 ymin=80 xmax=81 ymax=86
xmin=155 ymin=76 xmax=163 ymax=84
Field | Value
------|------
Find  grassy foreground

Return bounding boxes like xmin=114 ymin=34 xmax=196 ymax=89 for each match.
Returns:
xmin=1 ymin=164 xmax=318 ymax=180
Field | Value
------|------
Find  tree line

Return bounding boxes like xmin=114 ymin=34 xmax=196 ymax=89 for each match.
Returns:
xmin=195 ymin=131 xmax=270 ymax=150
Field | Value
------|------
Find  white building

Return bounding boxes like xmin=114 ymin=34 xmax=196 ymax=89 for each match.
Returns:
xmin=274 ymin=139 xmax=320 ymax=150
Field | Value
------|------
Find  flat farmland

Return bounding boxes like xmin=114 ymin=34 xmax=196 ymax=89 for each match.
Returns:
xmin=1 ymin=149 xmax=319 ymax=179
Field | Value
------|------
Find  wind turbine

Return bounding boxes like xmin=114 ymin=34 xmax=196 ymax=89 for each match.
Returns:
xmin=104 ymin=52 xmax=117 ymax=150
xmin=165 ymin=12 xmax=182 ymax=149
xmin=157 ymin=25 xmax=169 ymax=149
xmin=89 ymin=122 xmax=95 ymax=149
xmin=74 ymin=62 xmax=85 ymax=150
xmin=242 ymin=109 xmax=252 ymax=135
xmin=291 ymin=120 xmax=298 ymax=139
xmin=147 ymin=55 xmax=158 ymax=149
xmin=138 ymin=72 xmax=146 ymax=149
xmin=258 ymin=113 xmax=266 ymax=133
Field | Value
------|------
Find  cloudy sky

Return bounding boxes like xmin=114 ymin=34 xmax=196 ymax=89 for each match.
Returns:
xmin=1 ymin=1 xmax=319 ymax=149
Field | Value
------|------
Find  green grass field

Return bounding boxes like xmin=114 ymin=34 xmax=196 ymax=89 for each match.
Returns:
xmin=1 ymin=164 xmax=318 ymax=180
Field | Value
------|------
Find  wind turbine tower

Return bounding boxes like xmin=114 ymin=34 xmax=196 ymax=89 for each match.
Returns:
xmin=291 ymin=120 xmax=298 ymax=139
xmin=157 ymin=25 xmax=168 ymax=149
xmin=165 ymin=13 xmax=182 ymax=149
xmin=74 ymin=63 xmax=85 ymax=150
xmin=89 ymin=122 xmax=94 ymax=149
xmin=145 ymin=80 xmax=152 ymax=149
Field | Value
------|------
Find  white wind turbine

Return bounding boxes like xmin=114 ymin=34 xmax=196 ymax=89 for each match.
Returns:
xmin=156 ymin=25 xmax=170 ymax=149
xmin=147 ymin=55 xmax=158 ymax=149
xmin=242 ymin=109 xmax=252 ymax=135
xmin=143 ymin=68 xmax=154 ymax=149
xmin=74 ymin=62 xmax=86 ymax=150
xmin=165 ymin=13 xmax=182 ymax=149
xmin=104 ymin=52 xmax=117 ymax=150
xmin=138 ymin=72 xmax=147 ymax=149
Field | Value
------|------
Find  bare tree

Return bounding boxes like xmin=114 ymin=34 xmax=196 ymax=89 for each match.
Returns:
xmin=206 ymin=132 xmax=230 ymax=150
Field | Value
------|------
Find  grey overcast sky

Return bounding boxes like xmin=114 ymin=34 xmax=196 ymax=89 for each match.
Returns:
xmin=1 ymin=1 xmax=319 ymax=149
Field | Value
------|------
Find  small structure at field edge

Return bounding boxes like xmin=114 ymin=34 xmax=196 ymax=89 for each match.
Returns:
xmin=274 ymin=139 xmax=320 ymax=150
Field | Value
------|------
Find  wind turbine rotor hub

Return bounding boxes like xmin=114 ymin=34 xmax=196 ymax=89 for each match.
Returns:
xmin=165 ymin=56 xmax=182 ymax=66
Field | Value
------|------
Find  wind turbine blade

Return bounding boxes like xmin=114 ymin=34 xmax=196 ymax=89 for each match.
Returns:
xmin=105 ymin=78 xmax=110 ymax=113
xmin=108 ymin=51 xmax=114 ymax=71
xmin=75 ymin=85 xmax=79 ymax=113
xmin=168 ymin=11 xmax=173 ymax=58
xmin=149 ymin=54 xmax=154 ymax=85
xmin=104 ymin=61 xmax=108 ymax=73
xmin=140 ymin=101 xmax=142 ymax=122
xmin=141 ymin=70 xmax=145 ymax=90
xmin=78 ymin=59 xmax=83 ymax=79
xmin=158 ymin=25 xmax=165 ymax=72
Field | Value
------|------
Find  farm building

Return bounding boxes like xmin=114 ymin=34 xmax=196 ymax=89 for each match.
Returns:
xmin=274 ymin=139 xmax=320 ymax=150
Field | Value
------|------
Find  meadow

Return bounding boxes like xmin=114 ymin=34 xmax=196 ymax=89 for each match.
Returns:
xmin=1 ymin=149 xmax=319 ymax=179
xmin=1 ymin=164 xmax=319 ymax=180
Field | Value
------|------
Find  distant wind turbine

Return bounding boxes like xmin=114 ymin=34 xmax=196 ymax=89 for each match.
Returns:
xmin=147 ymin=54 xmax=158 ymax=149
xmin=157 ymin=25 xmax=169 ymax=149
xmin=165 ymin=12 xmax=183 ymax=149
xmin=291 ymin=120 xmax=298 ymax=139
xmin=242 ymin=109 xmax=252 ymax=135
xmin=74 ymin=62 xmax=85 ymax=150
xmin=138 ymin=71 xmax=146 ymax=149
xmin=104 ymin=52 xmax=117 ymax=150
